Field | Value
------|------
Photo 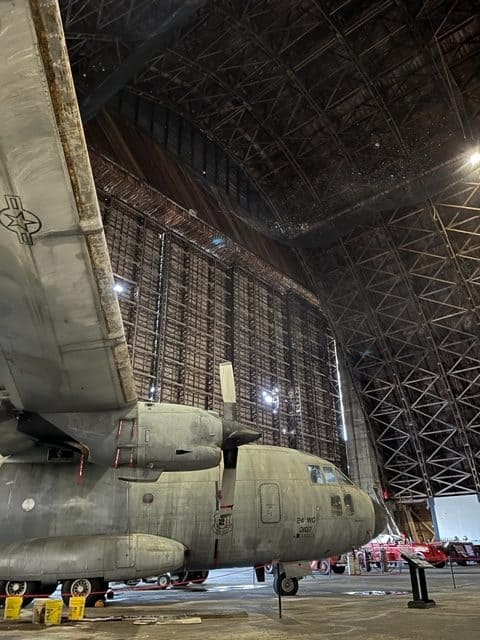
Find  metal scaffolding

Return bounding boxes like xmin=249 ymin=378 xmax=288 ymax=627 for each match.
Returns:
xmin=97 ymin=158 xmax=343 ymax=463
xmin=316 ymin=178 xmax=480 ymax=500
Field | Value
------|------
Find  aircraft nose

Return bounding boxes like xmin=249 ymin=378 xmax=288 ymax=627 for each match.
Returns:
xmin=371 ymin=498 xmax=388 ymax=538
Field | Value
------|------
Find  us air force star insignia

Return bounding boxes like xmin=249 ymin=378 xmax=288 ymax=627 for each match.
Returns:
xmin=0 ymin=195 xmax=42 ymax=245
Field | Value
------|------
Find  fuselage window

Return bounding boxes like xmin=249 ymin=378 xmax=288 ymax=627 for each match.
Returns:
xmin=331 ymin=494 xmax=343 ymax=517
xmin=308 ymin=465 xmax=325 ymax=484
xmin=344 ymin=493 xmax=354 ymax=515
xmin=323 ymin=466 xmax=338 ymax=484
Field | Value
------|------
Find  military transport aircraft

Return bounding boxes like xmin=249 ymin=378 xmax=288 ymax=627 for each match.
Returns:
xmin=0 ymin=0 xmax=386 ymax=606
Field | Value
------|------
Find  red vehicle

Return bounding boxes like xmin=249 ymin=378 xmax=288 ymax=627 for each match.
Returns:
xmin=360 ymin=541 xmax=447 ymax=569
xmin=310 ymin=554 xmax=348 ymax=574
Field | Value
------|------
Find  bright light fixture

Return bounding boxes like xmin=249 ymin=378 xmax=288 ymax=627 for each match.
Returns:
xmin=113 ymin=283 xmax=123 ymax=293
xmin=262 ymin=391 xmax=274 ymax=405
xmin=470 ymin=152 xmax=480 ymax=168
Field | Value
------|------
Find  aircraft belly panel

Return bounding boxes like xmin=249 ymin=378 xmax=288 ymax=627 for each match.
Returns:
xmin=0 ymin=0 xmax=136 ymax=412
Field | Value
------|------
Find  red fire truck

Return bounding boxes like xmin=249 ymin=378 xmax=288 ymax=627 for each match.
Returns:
xmin=359 ymin=541 xmax=447 ymax=569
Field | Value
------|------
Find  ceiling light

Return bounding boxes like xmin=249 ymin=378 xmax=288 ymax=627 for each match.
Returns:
xmin=113 ymin=283 xmax=123 ymax=293
xmin=469 ymin=152 xmax=480 ymax=168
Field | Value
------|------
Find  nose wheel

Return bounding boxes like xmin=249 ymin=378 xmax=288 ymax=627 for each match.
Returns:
xmin=272 ymin=573 xmax=299 ymax=596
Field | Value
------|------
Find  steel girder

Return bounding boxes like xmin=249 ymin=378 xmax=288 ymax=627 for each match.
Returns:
xmin=61 ymin=0 xmax=480 ymax=244
xmin=313 ymin=178 xmax=480 ymax=500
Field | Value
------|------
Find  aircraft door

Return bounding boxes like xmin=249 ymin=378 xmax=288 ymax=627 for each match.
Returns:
xmin=254 ymin=482 xmax=283 ymax=561
xmin=260 ymin=483 xmax=281 ymax=523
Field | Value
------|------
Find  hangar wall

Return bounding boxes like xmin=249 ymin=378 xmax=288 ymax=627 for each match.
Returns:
xmin=93 ymin=153 xmax=344 ymax=465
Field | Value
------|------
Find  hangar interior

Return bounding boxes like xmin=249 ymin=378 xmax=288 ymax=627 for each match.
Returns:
xmin=56 ymin=0 xmax=480 ymax=541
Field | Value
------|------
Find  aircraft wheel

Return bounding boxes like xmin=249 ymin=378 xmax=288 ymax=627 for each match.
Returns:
xmin=4 ymin=580 xmax=40 ymax=606
xmin=331 ymin=565 xmax=346 ymax=574
xmin=62 ymin=578 xmax=108 ymax=607
xmin=272 ymin=574 xmax=298 ymax=596
xmin=188 ymin=571 xmax=209 ymax=584
xmin=433 ymin=561 xmax=445 ymax=569
xmin=171 ymin=571 xmax=189 ymax=587
xmin=157 ymin=574 xmax=171 ymax=589
xmin=0 ymin=581 xmax=5 ymax=607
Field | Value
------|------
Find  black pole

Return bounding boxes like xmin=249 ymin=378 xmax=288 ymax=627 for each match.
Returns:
xmin=418 ymin=568 xmax=429 ymax=602
xmin=408 ymin=563 xmax=420 ymax=601
xmin=449 ymin=556 xmax=457 ymax=590
xmin=276 ymin=563 xmax=282 ymax=619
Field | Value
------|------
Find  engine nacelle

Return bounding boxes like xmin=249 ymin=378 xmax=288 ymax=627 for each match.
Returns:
xmin=112 ymin=402 xmax=223 ymax=476
xmin=43 ymin=402 xmax=224 ymax=480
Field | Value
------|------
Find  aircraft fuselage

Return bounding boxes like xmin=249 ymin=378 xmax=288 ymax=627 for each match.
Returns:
xmin=0 ymin=445 xmax=379 ymax=581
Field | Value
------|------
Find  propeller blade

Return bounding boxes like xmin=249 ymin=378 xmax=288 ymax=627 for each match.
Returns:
xmin=219 ymin=362 xmax=236 ymax=421
xmin=213 ymin=450 xmax=238 ymax=565
xmin=219 ymin=362 xmax=236 ymax=404
xmin=219 ymin=361 xmax=261 ymax=447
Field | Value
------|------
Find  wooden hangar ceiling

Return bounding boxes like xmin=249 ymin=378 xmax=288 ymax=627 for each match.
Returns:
xmin=60 ymin=1 xmax=480 ymax=500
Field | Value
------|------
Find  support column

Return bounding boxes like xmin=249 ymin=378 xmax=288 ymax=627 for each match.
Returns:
xmin=339 ymin=360 xmax=381 ymax=497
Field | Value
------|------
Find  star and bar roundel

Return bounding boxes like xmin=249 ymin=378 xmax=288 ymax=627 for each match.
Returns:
xmin=0 ymin=195 xmax=41 ymax=245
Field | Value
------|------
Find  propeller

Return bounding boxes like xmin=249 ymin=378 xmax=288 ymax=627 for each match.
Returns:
xmin=213 ymin=362 xmax=260 ymax=564
xmin=220 ymin=362 xmax=260 ymax=449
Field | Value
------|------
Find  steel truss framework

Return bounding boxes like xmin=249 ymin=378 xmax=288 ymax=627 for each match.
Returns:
xmin=61 ymin=0 xmax=480 ymax=244
xmin=314 ymin=178 xmax=480 ymax=500
xmin=98 ymin=160 xmax=343 ymax=464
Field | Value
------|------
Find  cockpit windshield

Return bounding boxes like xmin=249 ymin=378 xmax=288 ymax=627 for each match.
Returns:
xmin=307 ymin=463 xmax=354 ymax=485
xmin=335 ymin=469 xmax=354 ymax=485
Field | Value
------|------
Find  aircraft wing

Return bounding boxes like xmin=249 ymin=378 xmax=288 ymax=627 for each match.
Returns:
xmin=0 ymin=0 xmax=137 ymax=412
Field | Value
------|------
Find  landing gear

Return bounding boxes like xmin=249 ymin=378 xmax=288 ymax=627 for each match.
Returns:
xmin=157 ymin=574 xmax=171 ymax=589
xmin=62 ymin=577 xmax=108 ymax=607
xmin=272 ymin=573 xmax=299 ymax=596
xmin=3 ymin=580 xmax=40 ymax=606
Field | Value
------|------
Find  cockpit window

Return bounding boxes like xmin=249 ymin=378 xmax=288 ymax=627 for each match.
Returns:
xmin=308 ymin=465 xmax=325 ymax=484
xmin=336 ymin=469 xmax=354 ymax=485
xmin=323 ymin=466 xmax=338 ymax=484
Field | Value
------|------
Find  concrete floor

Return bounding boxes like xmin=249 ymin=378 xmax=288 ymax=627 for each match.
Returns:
xmin=1 ymin=565 xmax=479 ymax=639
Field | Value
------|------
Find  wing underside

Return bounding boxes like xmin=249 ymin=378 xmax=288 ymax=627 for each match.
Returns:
xmin=0 ymin=0 xmax=137 ymax=412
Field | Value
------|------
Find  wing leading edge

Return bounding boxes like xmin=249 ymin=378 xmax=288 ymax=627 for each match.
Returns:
xmin=0 ymin=0 xmax=137 ymax=412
